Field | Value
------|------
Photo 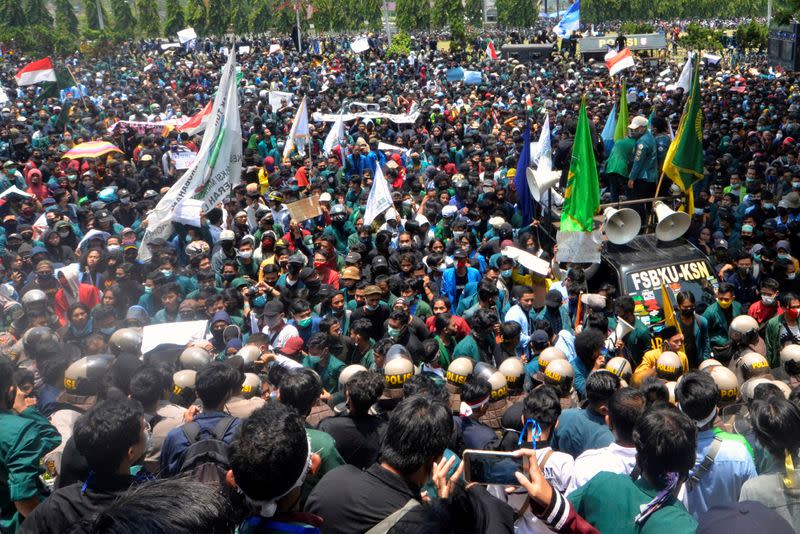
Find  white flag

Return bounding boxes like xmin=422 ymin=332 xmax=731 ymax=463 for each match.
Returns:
xmin=677 ymin=53 xmax=693 ymax=92
xmin=283 ymin=96 xmax=309 ymax=160
xmin=350 ymin=37 xmax=370 ymax=53
xmin=532 ymin=114 xmax=552 ymax=172
xmin=138 ymin=50 xmax=242 ymax=262
xmin=323 ymin=112 xmax=345 ymax=156
xmin=363 ymin=165 xmax=393 ymax=225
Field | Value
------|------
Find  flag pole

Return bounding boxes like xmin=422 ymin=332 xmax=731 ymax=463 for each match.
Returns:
xmin=64 ymin=65 xmax=88 ymax=112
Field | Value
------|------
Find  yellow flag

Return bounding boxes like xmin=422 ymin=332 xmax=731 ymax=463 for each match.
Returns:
xmin=660 ymin=284 xmax=684 ymax=353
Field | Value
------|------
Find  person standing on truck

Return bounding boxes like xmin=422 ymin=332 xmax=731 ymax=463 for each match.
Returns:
xmin=626 ymin=116 xmax=658 ymax=219
xmin=676 ymin=291 xmax=711 ymax=368
xmin=613 ymin=296 xmax=652 ymax=367
xmin=604 ymin=135 xmax=636 ymax=202
xmin=703 ymin=283 xmax=743 ymax=352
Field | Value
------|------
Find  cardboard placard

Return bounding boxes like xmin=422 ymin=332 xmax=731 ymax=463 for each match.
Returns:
xmin=173 ymin=150 xmax=197 ymax=170
xmin=141 ymin=319 xmax=209 ymax=354
xmin=286 ymin=196 xmax=322 ymax=222
xmin=437 ymin=41 xmax=451 ymax=52
xmin=556 ymin=230 xmax=602 ymax=264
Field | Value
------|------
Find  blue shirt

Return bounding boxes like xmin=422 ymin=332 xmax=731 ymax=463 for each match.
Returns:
xmin=159 ymin=411 xmax=241 ymax=477
xmin=682 ymin=428 xmax=757 ymax=518
xmin=504 ymin=304 xmax=534 ymax=356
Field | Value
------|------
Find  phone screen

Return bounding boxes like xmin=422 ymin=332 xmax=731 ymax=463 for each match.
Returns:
xmin=464 ymin=451 xmax=524 ymax=486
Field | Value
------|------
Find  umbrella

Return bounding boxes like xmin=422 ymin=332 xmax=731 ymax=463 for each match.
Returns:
xmin=62 ymin=141 xmax=123 ymax=160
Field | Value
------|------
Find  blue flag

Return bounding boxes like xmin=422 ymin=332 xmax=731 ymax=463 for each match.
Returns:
xmin=601 ymin=103 xmax=617 ymax=156
xmin=463 ymin=70 xmax=483 ymax=85
xmin=515 ymin=125 xmax=536 ymax=223
xmin=554 ymin=0 xmax=580 ymax=39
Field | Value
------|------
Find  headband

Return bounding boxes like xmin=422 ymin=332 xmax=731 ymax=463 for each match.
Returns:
xmin=459 ymin=394 xmax=490 ymax=417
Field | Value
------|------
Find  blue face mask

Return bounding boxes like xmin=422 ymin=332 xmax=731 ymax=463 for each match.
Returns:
xmin=160 ymin=270 xmax=173 ymax=278
xmin=253 ymin=294 xmax=267 ymax=308
xmin=99 ymin=326 xmax=116 ymax=335
xmin=366 ymin=303 xmax=379 ymax=311
xmin=298 ymin=317 xmax=313 ymax=328
xmin=387 ymin=326 xmax=402 ymax=338
xmin=501 ymin=269 xmax=513 ymax=278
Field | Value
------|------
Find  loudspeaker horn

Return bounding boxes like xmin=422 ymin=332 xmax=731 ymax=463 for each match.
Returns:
xmin=526 ymin=167 xmax=561 ymax=202
xmin=615 ymin=317 xmax=634 ymax=340
xmin=654 ymin=201 xmax=691 ymax=242
xmin=602 ymin=207 xmax=642 ymax=245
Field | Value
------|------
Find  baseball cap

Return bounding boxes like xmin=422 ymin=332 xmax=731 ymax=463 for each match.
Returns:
xmin=363 ymin=285 xmax=382 ymax=297
xmin=545 ymin=289 xmax=563 ymax=308
xmin=531 ymin=330 xmax=550 ymax=348
xmin=714 ymin=238 xmax=729 ymax=250
xmin=278 ymin=336 xmax=305 ymax=357
xmin=220 ymin=230 xmax=235 ymax=242
xmin=319 ymin=192 xmax=332 ymax=202
xmin=345 ymin=252 xmax=362 ymax=264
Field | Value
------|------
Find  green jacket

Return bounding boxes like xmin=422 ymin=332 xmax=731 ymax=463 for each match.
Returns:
xmin=302 ymin=354 xmax=346 ymax=393
xmin=622 ymin=318 xmax=654 ymax=366
xmin=702 ymin=301 xmax=743 ymax=349
xmin=765 ymin=312 xmax=786 ymax=368
xmin=0 ymin=408 xmax=62 ymax=533
xmin=605 ymin=137 xmax=636 ymax=177
xmin=301 ymin=427 xmax=345 ymax=507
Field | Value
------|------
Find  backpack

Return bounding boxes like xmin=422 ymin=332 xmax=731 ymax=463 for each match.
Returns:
xmin=177 ymin=416 xmax=236 ymax=487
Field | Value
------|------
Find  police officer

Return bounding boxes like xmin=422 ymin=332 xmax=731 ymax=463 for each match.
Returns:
xmin=445 ymin=357 xmax=474 ymax=413
xmin=626 ymin=116 xmax=658 ymax=218
xmin=226 ymin=373 xmax=266 ymax=418
xmin=171 ymin=369 xmax=198 ymax=408
xmin=179 ymin=346 xmax=212 ymax=371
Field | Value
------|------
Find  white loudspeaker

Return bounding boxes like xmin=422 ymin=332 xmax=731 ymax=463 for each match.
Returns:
xmin=654 ymin=201 xmax=691 ymax=242
xmin=602 ymin=207 xmax=642 ymax=245
xmin=526 ymin=167 xmax=561 ymax=202
xmin=615 ymin=317 xmax=634 ymax=340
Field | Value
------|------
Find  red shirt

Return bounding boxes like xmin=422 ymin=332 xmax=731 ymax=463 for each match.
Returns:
xmin=748 ymin=300 xmax=783 ymax=325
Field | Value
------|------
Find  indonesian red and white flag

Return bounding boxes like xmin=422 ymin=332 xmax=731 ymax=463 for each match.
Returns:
xmin=605 ymin=47 xmax=634 ymax=77
xmin=178 ymin=100 xmax=212 ymax=136
xmin=486 ymin=41 xmax=499 ymax=60
xmin=15 ymin=58 xmax=56 ymax=86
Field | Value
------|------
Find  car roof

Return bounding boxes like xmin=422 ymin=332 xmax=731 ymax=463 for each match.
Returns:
xmin=603 ymin=234 xmax=710 ymax=274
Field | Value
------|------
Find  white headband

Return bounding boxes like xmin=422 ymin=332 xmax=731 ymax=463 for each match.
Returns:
xmin=678 ymin=403 xmax=717 ymax=428
xmin=459 ymin=394 xmax=490 ymax=417
xmin=246 ymin=436 xmax=312 ymax=518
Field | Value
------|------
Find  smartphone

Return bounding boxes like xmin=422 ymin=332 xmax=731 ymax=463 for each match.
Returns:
xmin=462 ymin=450 xmax=528 ymax=486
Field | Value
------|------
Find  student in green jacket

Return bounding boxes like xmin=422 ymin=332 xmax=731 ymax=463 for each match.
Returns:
xmin=605 ymin=136 xmax=636 ymax=201
xmin=765 ymin=292 xmax=800 ymax=368
xmin=702 ymin=282 xmax=743 ymax=350
xmin=0 ymin=357 xmax=62 ymax=533
xmin=569 ymin=406 xmax=698 ymax=533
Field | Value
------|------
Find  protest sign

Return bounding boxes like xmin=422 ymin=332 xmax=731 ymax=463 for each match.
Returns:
xmin=556 ymin=231 xmax=602 ymax=264
xmin=286 ymin=196 xmax=322 ymax=222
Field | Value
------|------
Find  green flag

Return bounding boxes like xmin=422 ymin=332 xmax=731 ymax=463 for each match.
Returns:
xmin=38 ymin=67 xmax=73 ymax=101
xmin=662 ymin=59 xmax=703 ymax=197
xmin=614 ymin=80 xmax=628 ymax=142
xmin=561 ymin=98 xmax=600 ymax=233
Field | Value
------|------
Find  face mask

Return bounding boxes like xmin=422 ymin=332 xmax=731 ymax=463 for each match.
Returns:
xmin=306 ymin=355 xmax=322 ymax=365
xmin=779 ymin=253 xmax=791 ymax=261
xmin=143 ymin=285 xmax=153 ymax=294
xmin=314 ymin=261 xmax=326 ymax=269
xmin=253 ymin=294 xmax=267 ymax=308
xmin=457 ymin=260 xmax=468 ymax=269
xmin=387 ymin=326 xmax=402 ymax=338
xmin=764 ymin=203 xmax=774 ymax=210
xmin=501 ymin=269 xmax=512 ymax=278
xmin=107 ymin=245 xmax=121 ymax=253
xmin=332 ymin=308 xmax=344 ymax=316
xmin=793 ymin=182 xmax=800 ymax=189
xmin=239 ymin=250 xmax=253 ymax=259
xmin=366 ymin=303 xmax=379 ymax=311
xmin=738 ymin=266 xmax=751 ymax=276
xmin=58 ymin=230 xmax=70 ymax=238
xmin=222 ymin=273 xmax=236 ymax=282
xmin=680 ymin=308 xmax=695 ymax=318
xmin=717 ymin=298 xmax=733 ymax=309
xmin=754 ymin=254 xmax=762 ymax=262
xmin=298 ymin=317 xmax=312 ymax=328
xmin=452 ymin=231 xmax=464 ymax=239
xmin=100 ymin=326 xmax=116 ymax=335
xmin=212 ymin=328 xmax=225 ymax=340
xmin=790 ymin=273 xmax=798 ymax=280
xmin=36 ymin=273 xmax=54 ymax=283
xmin=120 ymin=197 xmax=130 ymax=205
xmin=762 ymin=295 xmax=776 ymax=306
xmin=787 ymin=308 xmax=800 ymax=320
xmin=288 ymin=265 xmax=301 ymax=275
xmin=161 ymin=270 xmax=173 ymax=278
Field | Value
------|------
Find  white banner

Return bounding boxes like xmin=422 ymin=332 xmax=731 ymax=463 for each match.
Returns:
xmin=350 ymin=37 xmax=370 ymax=53
xmin=177 ymin=27 xmax=197 ymax=44
xmin=141 ymin=320 xmax=209 ymax=354
xmin=312 ymin=110 xmax=420 ymax=124
xmin=268 ymin=90 xmax=294 ymax=111
xmin=364 ymin=165 xmax=393 ymax=225
xmin=138 ymin=51 xmax=242 ymax=262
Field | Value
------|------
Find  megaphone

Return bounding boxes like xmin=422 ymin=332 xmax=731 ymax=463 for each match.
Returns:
xmin=615 ymin=317 xmax=634 ymax=340
xmin=654 ymin=201 xmax=691 ymax=242
xmin=602 ymin=207 xmax=641 ymax=245
xmin=526 ymin=167 xmax=561 ymax=202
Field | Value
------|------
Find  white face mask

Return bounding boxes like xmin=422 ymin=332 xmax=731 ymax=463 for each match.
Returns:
xmin=239 ymin=250 xmax=253 ymax=259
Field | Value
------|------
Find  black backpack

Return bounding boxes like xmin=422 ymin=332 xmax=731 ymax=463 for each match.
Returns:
xmin=176 ymin=416 xmax=236 ymax=488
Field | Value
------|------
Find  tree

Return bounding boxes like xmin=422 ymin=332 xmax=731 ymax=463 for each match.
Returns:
xmin=110 ymin=0 xmax=136 ymax=35
xmin=496 ymin=0 xmax=538 ymax=28
xmin=184 ymin=0 xmax=207 ymax=34
xmin=396 ymin=0 xmax=430 ymax=31
xmin=54 ymin=0 xmax=80 ymax=33
xmin=138 ymin=0 xmax=161 ymax=36
xmin=164 ymin=0 xmax=186 ymax=36
xmin=386 ymin=30 xmax=411 ymax=57
xmin=85 ymin=0 xmax=108 ymax=30
xmin=205 ymin=0 xmax=230 ymax=35
xmin=464 ymin=0 xmax=481 ymax=26
xmin=26 ymin=0 xmax=54 ymax=27
xmin=249 ymin=0 xmax=271 ymax=32
xmin=230 ymin=0 xmax=251 ymax=33
xmin=735 ymin=21 xmax=767 ymax=51
xmin=0 ymin=0 xmax=27 ymax=27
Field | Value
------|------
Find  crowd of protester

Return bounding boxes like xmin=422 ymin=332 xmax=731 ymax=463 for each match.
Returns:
xmin=1 ymin=19 xmax=800 ymax=534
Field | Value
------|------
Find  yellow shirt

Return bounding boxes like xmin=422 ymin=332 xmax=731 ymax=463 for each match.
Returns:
xmin=632 ymin=348 xmax=689 ymax=386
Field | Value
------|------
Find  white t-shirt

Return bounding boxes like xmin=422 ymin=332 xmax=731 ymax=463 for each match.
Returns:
xmin=261 ymin=322 xmax=299 ymax=351
xmin=568 ymin=442 xmax=637 ymax=494
xmin=488 ymin=447 xmax=575 ymax=534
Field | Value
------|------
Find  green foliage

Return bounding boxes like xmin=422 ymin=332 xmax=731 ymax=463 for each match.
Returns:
xmin=164 ymin=0 xmax=186 ymax=36
xmin=310 ymin=0 xmax=348 ymax=32
xmin=230 ymin=0 xmax=251 ymax=33
xmin=735 ymin=21 xmax=767 ymax=50
xmin=249 ymin=0 xmax=270 ymax=31
xmin=396 ymin=0 xmax=430 ymax=31
xmin=138 ymin=0 xmax=161 ymax=36
xmin=55 ymin=0 xmax=80 ymax=33
xmin=110 ymin=0 xmax=136 ymax=36
xmin=84 ymin=0 xmax=108 ymax=30
xmin=26 ymin=0 xmax=54 ymax=27
xmin=386 ymin=30 xmax=411 ymax=57
xmin=0 ymin=25 xmax=77 ymax=54
xmin=464 ymin=0 xmax=482 ymax=26
xmin=681 ymin=22 xmax=724 ymax=50
xmin=206 ymin=0 xmax=230 ymax=35
xmin=184 ymin=0 xmax=208 ymax=35
xmin=0 ymin=0 xmax=27 ymax=28
xmin=582 ymin=0 xmax=764 ymax=22
xmin=619 ymin=22 xmax=654 ymax=34
xmin=496 ymin=0 xmax=539 ymax=28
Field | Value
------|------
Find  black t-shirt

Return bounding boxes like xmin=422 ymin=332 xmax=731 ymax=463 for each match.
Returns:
xmin=317 ymin=414 xmax=387 ymax=469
